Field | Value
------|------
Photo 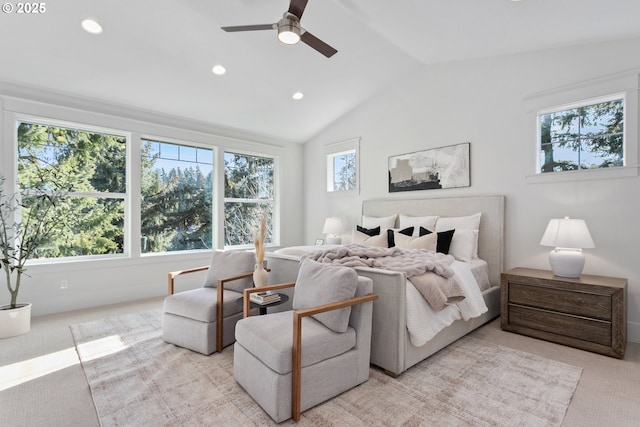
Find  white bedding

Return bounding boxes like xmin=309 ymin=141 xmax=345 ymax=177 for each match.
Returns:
xmin=275 ymin=245 xmax=341 ymax=257
xmin=406 ymin=260 xmax=488 ymax=347
xmin=273 ymin=246 xmax=489 ymax=347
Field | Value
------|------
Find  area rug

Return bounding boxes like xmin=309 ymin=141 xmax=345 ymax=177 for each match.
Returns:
xmin=70 ymin=310 xmax=582 ymax=426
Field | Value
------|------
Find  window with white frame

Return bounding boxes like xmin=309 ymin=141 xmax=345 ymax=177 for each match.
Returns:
xmin=325 ymin=138 xmax=360 ymax=193
xmin=223 ymin=151 xmax=275 ymax=247
xmin=525 ymin=70 xmax=639 ymax=183
xmin=141 ymin=138 xmax=213 ymax=253
xmin=8 ymin=104 xmax=283 ymax=261
xmin=17 ymin=120 xmax=127 ymax=259
xmin=538 ymin=95 xmax=624 ymax=173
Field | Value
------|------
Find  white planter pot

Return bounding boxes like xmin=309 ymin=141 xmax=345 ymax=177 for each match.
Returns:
xmin=0 ymin=303 xmax=32 ymax=338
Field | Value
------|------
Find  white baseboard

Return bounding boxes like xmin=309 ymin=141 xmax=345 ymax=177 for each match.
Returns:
xmin=628 ymin=321 xmax=640 ymax=344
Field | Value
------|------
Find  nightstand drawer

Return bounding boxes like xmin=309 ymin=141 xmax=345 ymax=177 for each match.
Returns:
xmin=509 ymin=281 xmax=611 ymax=321
xmin=508 ymin=304 xmax=612 ymax=346
xmin=501 ymin=268 xmax=627 ymax=358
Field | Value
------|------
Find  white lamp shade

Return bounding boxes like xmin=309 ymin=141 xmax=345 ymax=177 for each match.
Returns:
xmin=540 ymin=217 xmax=595 ymax=249
xmin=322 ymin=217 xmax=343 ymax=235
xmin=540 ymin=217 xmax=595 ymax=278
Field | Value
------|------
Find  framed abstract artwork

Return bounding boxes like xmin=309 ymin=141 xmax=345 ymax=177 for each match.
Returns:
xmin=388 ymin=142 xmax=470 ymax=192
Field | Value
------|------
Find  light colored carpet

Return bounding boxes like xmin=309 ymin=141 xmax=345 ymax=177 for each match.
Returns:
xmin=70 ymin=310 xmax=582 ymax=426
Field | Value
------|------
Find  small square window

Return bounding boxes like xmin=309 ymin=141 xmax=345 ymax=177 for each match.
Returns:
xmin=325 ymin=138 xmax=360 ymax=194
xmin=327 ymin=149 xmax=357 ymax=192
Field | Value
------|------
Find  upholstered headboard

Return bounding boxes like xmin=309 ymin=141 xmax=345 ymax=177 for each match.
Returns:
xmin=362 ymin=195 xmax=505 ymax=286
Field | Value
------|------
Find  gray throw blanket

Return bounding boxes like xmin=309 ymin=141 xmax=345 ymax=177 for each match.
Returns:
xmin=302 ymin=245 xmax=465 ymax=311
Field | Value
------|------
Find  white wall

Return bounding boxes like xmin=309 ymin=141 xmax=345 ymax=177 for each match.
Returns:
xmin=0 ymin=85 xmax=305 ymax=316
xmin=303 ymin=37 xmax=640 ymax=343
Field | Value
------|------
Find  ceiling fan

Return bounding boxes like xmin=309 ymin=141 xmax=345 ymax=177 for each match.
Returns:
xmin=221 ymin=0 xmax=337 ymax=58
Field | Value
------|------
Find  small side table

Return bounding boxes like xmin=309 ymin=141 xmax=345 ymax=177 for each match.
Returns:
xmin=236 ymin=293 xmax=289 ymax=315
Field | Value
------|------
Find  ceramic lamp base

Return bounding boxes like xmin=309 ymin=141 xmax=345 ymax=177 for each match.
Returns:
xmin=548 ymin=248 xmax=585 ymax=278
xmin=253 ymin=264 xmax=269 ymax=287
xmin=325 ymin=234 xmax=342 ymax=245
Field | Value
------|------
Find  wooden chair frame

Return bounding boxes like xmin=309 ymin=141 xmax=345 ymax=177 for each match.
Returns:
xmin=243 ymin=283 xmax=378 ymax=422
xmin=168 ymin=266 xmax=254 ymax=353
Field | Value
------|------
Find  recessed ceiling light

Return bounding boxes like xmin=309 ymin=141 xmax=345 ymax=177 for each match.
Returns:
xmin=212 ymin=65 xmax=226 ymax=75
xmin=292 ymin=92 xmax=304 ymax=100
xmin=81 ymin=19 xmax=103 ymax=34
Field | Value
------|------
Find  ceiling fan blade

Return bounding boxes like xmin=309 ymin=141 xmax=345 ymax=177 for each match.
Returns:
xmin=300 ymin=31 xmax=337 ymax=58
xmin=221 ymin=24 xmax=275 ymax=32
xmin=288 ymin=0 xmax=309 ymax=19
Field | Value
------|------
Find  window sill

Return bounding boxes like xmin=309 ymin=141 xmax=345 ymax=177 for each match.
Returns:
xmin=327 ymin=189 xmax=359 ymax=197
xmin=526 ymin=165 xmax=639 ymax=184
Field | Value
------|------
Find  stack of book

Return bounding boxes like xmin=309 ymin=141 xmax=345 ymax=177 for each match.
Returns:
xmin=249 ymin=291 xmax=281 ymax=305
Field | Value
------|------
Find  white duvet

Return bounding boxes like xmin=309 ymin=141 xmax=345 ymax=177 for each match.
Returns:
xmin=405 ymin=260 xmax=488 ymax=347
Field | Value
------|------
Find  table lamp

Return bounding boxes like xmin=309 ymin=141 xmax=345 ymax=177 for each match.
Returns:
xmin=540 ymin=217 xmax=595 ymax=278
xmin=322 ymin=217 xmax=343 ymax=245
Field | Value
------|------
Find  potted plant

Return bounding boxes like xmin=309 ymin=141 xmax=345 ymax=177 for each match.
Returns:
xmin=0 ymin=174 xmax=67 ymax=338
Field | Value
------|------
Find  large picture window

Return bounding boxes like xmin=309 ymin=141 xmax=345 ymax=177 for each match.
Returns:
xmin=538 ymin=96 xmax=624 ymax=173
xmin=17 ymin=121 xmax=127 ymax=259
xmin=10 ymin=112 xmax=281 ymax=262
xmin=224 ymin=151 xmax=275 ymax=247
xmin=141 ymin=139 xmax=213 ymax=253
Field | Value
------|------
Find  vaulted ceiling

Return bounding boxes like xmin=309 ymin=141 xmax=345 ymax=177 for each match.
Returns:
xmin=2 ymin=0 xmax=639 ymax=143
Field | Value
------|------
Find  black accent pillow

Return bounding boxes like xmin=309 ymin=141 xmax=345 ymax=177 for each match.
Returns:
xmin=419 ymin=227 xmax=455 ymax=254
xmin=356 ymin=225 xmax=380 ymax=236
xmin=387 ymin=227 xmax=414 ymax=247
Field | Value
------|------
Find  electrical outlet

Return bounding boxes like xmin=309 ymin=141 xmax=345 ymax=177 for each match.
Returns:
xmin=60 ymin=280 xmax=68 ymax=290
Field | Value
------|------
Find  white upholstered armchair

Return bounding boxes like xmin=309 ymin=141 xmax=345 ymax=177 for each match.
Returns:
xmin=233 ymin=259 xmax=378 ymax=422
xmin=162 ymin=250 xmax=256 ymax=355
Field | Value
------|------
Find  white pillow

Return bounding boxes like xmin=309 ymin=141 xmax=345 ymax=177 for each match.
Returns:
xmin=447 ymin=229 xmax=478 ymax=262
xmin=398 ymin=214 xmax=438 ymax=237
xmin=393 ymin=231 xmax=437 ymax=251
xmin=362 ymin=214 xmax=397 ymax=229
xmin=435 ymin=212 xmax=481 ymax=232
xmin=352 ymin=229 xmax=389 ymax=247
xmin=292 ymin=259 xmax=358 ymax=333
xmin=436 ymin=213 xmax=481 ymax=259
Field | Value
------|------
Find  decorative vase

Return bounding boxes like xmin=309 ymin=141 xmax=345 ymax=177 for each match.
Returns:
xmin=0 ymin=302 xmax=32 ymax=338
xmin=253 ymin=263 xmax=268 ymax=287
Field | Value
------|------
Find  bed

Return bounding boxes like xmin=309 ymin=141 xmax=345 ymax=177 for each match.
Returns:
xmin=265 ymin=195 xmax=505 ymax=377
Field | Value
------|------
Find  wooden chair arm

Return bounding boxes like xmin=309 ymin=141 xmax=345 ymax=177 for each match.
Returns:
xmin=293 ymin=293 xmax=379 ymax=319
xmin=215 ymin=270 xmax=257 ymax=353
xmin=291 ymin=292 xmax=378 ymax=421
xmin=242 ymin=281 xmax=295 ymax=318
xmin=218 ymin=270 xmax=254 ymax=286
xmin=167 ymin=267 xmax=261 ymax=295
xmin=167 ymin=265 xmax=208 ymax=295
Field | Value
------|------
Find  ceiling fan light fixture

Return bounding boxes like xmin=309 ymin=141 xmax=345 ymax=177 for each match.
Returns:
xmin=220 ymin=3 xmax=337 ymax=58
xmin=277 ymin=14 xmax=301 ymax=44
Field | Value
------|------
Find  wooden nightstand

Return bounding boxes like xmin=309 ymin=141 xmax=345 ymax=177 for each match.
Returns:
xmin=501 ymin=267 xmax=627 ymax=358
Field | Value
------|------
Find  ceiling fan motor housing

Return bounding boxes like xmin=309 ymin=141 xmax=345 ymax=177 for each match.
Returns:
xmin=277 ymin=13 xmax=301 ymax=44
